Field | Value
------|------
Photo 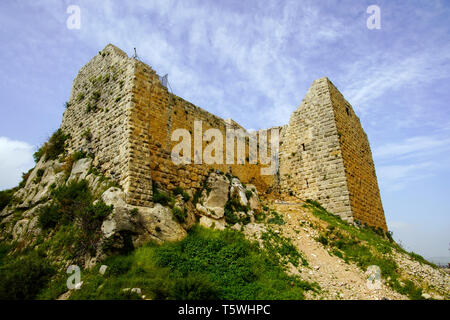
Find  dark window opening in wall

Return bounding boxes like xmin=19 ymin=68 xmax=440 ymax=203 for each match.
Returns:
xmin=306 ymin=179 xmax=309 ymax=188
xmin=302 ymin=143 xmax=306 ymax=151
xmin=346 ymin=106 xmax=350 ymax=116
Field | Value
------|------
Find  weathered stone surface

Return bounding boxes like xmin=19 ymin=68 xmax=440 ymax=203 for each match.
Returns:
xmin=230 ymin=178 xmax=248 ymax=207
xmin=138 ymin=204 xmax=187 ymax=242
xmin=246 ymin=184 xmax=261 ymax=213
xmin=101 ymin=187 xmax=127 ymax=207
xmin=199 ymin=216 xmax=226 ymax=230
xmin=200 ymin=173 xmax=230 ymax=219
xmin=68 ymin=158 xmax=93 ymax=182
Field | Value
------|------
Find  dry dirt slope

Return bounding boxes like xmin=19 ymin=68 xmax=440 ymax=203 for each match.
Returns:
xmin=248 ymin=199 xmax=449 ymax=300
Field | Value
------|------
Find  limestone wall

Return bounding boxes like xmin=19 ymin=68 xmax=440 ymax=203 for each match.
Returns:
xmin=60 ymin=44 xmax=386 ymax=230
xmin=279 ymin=78 xmax=353 ymax=222
xmin=327 ymin=80 xmax=387 ymax=229
xmin=61 ymin=44 xmax=135 ymax=200
xmin=131 ymin=58 xmax=275 ymax=202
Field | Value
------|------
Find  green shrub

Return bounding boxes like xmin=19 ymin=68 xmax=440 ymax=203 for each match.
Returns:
xmin=34 ymin=129 xmax=70 ymax=162
xmin=72 ymin=151 xmax=87 ymax=161
xmin=171 ymin=273 xmax=219 ymax=300
xmin=267 ymin=211 xmax=285 ymax=225
xmin=172 ymin=206 xmax=187 ymax=223
xmin=52 ymin=179 xmax=92 ymax=225
xmin=0 ymin=253 xmax=54 ymax=300
xmin=82 ymin=129 xmax=92 ymax=142
xmin=91 ymin=91 xmax=101 ymax=103
xmin=0 ymin=188 xmax=15 ymax=211
xmin=63 ymin=225 xmax=317 ymax=300
xmin=173 ymin=187 xmax=190 ymax=202
xmin=76 ymin=93 xmax=85 ymax=102
xmin=152 ymin=184 xmax=174 ymax=207
xmin=192 ymin=189 xmax=202 ymax=205
xmin=245 ymin=190 xmax=253 ymax=199
xmin=224 ymin=198 xmax=250 ymax=225
xmin=38 ymin=203 xmax=61 ymax=229
xmin=18 ymin=169 xmax=33 ymax=188
xmin=105 ymin=255 xmax=133 ymax=276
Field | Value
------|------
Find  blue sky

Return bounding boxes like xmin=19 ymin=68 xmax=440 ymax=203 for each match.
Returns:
xmin=0 ymin=0 xmax=449 ymax=262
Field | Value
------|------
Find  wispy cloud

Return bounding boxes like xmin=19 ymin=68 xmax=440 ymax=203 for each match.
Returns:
xmin=0 ymin=137 xmax=35 ymax=190
xmin=374 ymin=135 xmax=450 ymax=160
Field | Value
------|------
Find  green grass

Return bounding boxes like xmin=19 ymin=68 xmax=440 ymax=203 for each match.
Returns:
xmin=172 ymin=206 xmax=187 ymax=223
xmin=0 ymin=251 xmax=55 ymax=300
xmin=224 ymin=199 xmax=251 ymax=225
xmin=62 ymin=225 xmax=318 ymax=300
xmin=304 ymin=199 xmax=426 ymax=300
xmin=267 ymin=210 xmax=285 ymax=225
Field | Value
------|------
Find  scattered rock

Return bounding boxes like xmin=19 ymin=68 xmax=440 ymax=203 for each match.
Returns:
xmin=99 ymin=265 xmax=108 ymax=275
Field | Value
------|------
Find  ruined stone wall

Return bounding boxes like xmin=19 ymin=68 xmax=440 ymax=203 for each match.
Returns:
xmin=327 ymin=81 xmax=387 ymax=230
xmin=279 ymin=78 xmax=353 ymax=222
xmin=61 ymin=44 xmax=135 ymax=199
xmin=131 ymin=58 xmax=275 ymax=200
xmin=61 ymin=44 xmax=386 ymax=229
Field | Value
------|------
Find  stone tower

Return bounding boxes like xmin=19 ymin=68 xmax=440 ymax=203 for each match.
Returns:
xmin=61 ymin=44 xmax=387 ymax=231
xmin=279 ymin=78 xmax=386 ymax=230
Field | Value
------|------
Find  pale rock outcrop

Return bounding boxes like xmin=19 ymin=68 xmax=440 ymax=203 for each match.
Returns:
xmin=199 ymin=216 xmax=226 ymax=230
xmin=68 ymin=158 xmax=93 ymax=182
xmin=137 ymin=204 xmax=187 ymax=242
xmin=200 ymin=173 xmax=230 ymax=219
xmin=12 ymin=219 xmax=29 ymax=240
xmin=101 ymin=187 xmax=138 ymax=238
xmin=230 ymin=178 xmax=248 ymax=207
xmin=246 ymin=184 xmax=261 ymax=213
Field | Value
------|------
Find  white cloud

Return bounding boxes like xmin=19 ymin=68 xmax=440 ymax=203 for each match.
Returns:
xmin=0 ymin=137 xmax=35 ymax=190
xmin=377 ymin=162 xmax=434 ymax=191
xmin=373 ymin=135 xmax=450 ymax=160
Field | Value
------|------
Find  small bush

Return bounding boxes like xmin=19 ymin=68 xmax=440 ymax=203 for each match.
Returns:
xmin=38 ymin=203 xmax=61 ymax=229
xmin=171 ymin=273 xmax=219 ymax=300
xmin=34 ymin=129 xmax=70 ymax=162
xmin=192 ymin=189 xmax=202 ymax=205
xmin=267 ymin=211 xmax=285 ymax=225
xmin=173 ymin=187 xmax=190 ymax=202
xmin=172 ymin=206 xmax=187 ymax=223
xmin=317 ymin=234 xmax=329 ymax=246
xmin=0 ymin=253 xmax=54 ymax=300
xmin=91 ymin=91 xmax=101 ymax=103
xmin=0 ymin=189 xmax=16 ymax=211
xmin=18 ymin=169 xmax=33 ymax=188
xmin=152 ymin=184 xmax=174 ymax=207
xmin=245 ymin=189 xmax=253 ymax=199
xmin=76 ymin=93 xmax=85 ymax=102
xmin=82 ymin=129 xmax=92 ymax=142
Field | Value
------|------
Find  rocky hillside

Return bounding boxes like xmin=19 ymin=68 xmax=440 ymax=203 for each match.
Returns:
xmin=0 ymin=130 xmax=448 ymax=300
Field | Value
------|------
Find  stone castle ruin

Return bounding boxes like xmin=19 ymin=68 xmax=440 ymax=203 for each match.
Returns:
xmin=61 ymin=44 xmax=387 ymax=230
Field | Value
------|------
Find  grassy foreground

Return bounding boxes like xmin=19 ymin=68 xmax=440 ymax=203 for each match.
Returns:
xmin=33 ymin=225 xmax=318 ymax=300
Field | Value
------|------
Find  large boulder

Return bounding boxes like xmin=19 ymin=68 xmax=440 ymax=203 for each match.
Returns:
xmin=199 ymin=216 xmax=226 ymax=230
xmin=137 ymin=204 xmax=187 ymax=242
xmin=68 ymin=158 xmax=93 ymax=182
xmin=101 ymin=187 xmax=138 ymax=238
xmin=199 ymin=173 xmax=230 ymax=219
xmin=245 ymin=184 xmax=261 ymax=213
xmin=230 ymin=178 xmax=248 ymax=207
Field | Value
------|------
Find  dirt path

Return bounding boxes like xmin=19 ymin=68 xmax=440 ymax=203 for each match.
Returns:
xmin=272 ymin=202 xmax=407 ymax=300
